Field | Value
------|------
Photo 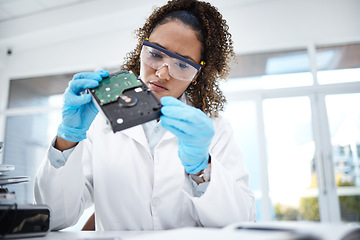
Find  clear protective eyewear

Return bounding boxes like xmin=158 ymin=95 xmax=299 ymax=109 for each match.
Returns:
xmin=140 ymin=39 xmax=203 ymax=81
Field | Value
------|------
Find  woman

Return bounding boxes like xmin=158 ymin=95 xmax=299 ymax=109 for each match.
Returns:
xmin=34 ymin=0 xmax=256 ymax=231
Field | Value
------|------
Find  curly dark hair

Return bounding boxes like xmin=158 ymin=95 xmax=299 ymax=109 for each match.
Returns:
xmin=121 ymin=0 xmax=235 ymax=117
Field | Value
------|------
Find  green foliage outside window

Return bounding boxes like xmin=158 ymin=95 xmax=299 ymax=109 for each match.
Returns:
xmin=274 ymin=181 xmax=360 ymax=222
xmin=299 ymin=197 xmax=320 ymax=221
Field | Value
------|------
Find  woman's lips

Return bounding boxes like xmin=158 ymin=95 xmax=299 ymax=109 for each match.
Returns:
xmin=149 ymin=81 xmax=168 ymax=92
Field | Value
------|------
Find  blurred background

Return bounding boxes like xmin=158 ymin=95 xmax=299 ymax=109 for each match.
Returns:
xmin=0 ymin=0 xmax=359 ymax=227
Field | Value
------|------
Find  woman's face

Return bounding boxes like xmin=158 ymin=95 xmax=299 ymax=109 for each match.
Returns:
xmin=140 ymin=20 xmax=202 ymax=100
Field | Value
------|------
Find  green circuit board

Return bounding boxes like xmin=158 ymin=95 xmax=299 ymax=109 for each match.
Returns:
xmin=93 ymin=71 xmax=142 ymax=105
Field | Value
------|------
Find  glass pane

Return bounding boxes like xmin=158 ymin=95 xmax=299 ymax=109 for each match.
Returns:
xmin=325 ymin=93 xmax=360 ymax=223
xmin=222 ymin=100 xmax=263 ymax=221
xmin=3 ymin=112 xmax=61 ymax=204
xmin=8 ymin=73 xmax=74 ymax=108
xmin=263 ymin=97 xmax=319 ymax=221
xmin=317 ymin=43 xmax=360 ymax=84
xmin=228 ymin=49 xmax=313 ymax=90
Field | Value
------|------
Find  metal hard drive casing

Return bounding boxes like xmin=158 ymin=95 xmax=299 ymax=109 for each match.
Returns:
xmin=89 ymin=70 xmax=162 ymax=132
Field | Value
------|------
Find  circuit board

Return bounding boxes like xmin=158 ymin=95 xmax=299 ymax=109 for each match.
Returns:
xmin=92 ymin=71 xmax=142 ymax=105
xmin=89 ymin=70 xmax=162 ymax=132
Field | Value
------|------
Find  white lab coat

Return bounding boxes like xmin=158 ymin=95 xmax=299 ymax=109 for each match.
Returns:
xmin=34 ymin=113 xmax=256 ymax=231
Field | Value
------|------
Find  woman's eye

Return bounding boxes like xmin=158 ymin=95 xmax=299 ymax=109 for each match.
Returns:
xmin=176 ymin=62 xmax=189 ymax=69
xmin=149 ymin=51 xmax=162 ymax=59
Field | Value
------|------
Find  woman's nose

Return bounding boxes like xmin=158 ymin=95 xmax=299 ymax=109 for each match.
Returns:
xmin=156 ymin=64 xmax=171 ymax=80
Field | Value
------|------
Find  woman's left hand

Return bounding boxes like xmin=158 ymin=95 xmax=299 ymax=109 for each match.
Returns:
xmin=160 ymin=96 xmax=214 ymax=174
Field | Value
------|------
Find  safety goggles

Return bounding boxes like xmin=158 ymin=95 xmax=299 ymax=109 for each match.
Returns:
xmin=140 ymin=39 xmax=203 ymax=81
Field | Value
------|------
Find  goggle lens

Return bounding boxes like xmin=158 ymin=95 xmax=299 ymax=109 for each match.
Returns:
xmin=140 ymin=40 xmax=202 ymax=81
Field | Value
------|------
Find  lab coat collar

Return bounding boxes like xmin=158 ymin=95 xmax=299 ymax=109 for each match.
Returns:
xmin=161 ymin=126 xmax=176 ymax=141
xmin=121 ymin=124 xmax=151 ymax=153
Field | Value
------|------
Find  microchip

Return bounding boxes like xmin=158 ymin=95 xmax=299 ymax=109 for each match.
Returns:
xmin=93 ymin=71 xmax=142 ymax=105
xmin=89 ymin=70 xmax=162 ymax=132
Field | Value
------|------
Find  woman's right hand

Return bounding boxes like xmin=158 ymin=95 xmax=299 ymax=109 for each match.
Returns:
xmin=57 ymin=70 xmax=109 ymax=143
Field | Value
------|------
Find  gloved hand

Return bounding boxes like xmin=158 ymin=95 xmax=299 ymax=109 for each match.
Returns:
xmin=57 ymin=70 xmax=109 ymax=142
xmin=160 ymin=96 xmax=214 ymax=174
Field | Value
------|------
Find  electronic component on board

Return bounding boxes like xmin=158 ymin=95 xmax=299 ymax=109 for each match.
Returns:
xmin=89 ymin=70 xmax=162 ymax=132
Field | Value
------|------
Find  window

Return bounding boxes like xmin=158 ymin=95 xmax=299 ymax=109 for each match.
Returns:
xmin=223 ymin=101 xmax=264 ymax=219
xmin=227 ymin=49 xmax=312 ymax=91
xmin=222 ymin=41 xmax=360 ymax=222
xmin=317 ymin=43 xmax=360 ymax=85
xmin=4 ymin=112 xmax=60 ymax=203
xmin=263 ymin=97 xmax=318 ymax=221
xmin=3 ymin=73 xmax=72 ymax=204
xmin=8 ymin=74 xmax=72 ymax=108
xmin=325 ymin=93 xmax=360 ymax=222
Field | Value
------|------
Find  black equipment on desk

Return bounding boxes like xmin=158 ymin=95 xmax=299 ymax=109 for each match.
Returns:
xmin=0 ymin=204 xmax=50 ymax=239
xmin=0 ymin=157 xmax=50 ymax=239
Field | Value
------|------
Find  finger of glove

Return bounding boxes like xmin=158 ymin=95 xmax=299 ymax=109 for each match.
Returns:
xmin=73 ymin=72 xmax=105 ymax=82
xmin=161 ymin=98 xmax=205 ymax=125
xmin=64 ymin=79 xmax=98 ymax=106
xmin=160 ymin=115 xmax=193 ymax=140
xmin=161 ymin=105 xmax=213 ymax=137
xmin=179 ymin=143 xmax=209 ymax=160
xmin=69 ymin=79 xmax=99 ymax=94
xmin=161 ymin=96 xmax=190 ymax=117
xmin=161 ymin=114 xmax=213 ymax=145
xmin=179 ymin=147 xmax=209 ymax=174
xmin=95 ymin=70 xmax=109 ymax=78
xmin=161 ymin=96 xmax=187 ymax=106
xmin=182 ymin=158 xmax=208 ymax=174
xmin=64 ymin=91 xmax=93 ymax=107
xmin=161 ymin=96 xmax=214 ymax=138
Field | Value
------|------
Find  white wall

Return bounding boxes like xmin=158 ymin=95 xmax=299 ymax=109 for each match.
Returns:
xmin=224 ymin=0 xmax=360 ymax=53
xmin=0 ymin=0 xmax=167 ymax=78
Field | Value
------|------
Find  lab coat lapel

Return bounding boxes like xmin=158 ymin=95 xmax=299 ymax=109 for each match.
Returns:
xmin=159 ymin=122 xmax=177 ymax=143
xmin=162 ymin=130 xmax=176 ymax=142
xmin=121 ymin=125 xmax=151 ymax=154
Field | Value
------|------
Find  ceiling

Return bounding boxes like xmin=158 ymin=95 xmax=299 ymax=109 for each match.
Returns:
xmin=0 ymin=0 xmax=94 ymax=22
xmin=0 ymin=0 xmax=272 ymax=55
xmin=0 ymin=0 xmax=267 ymax=23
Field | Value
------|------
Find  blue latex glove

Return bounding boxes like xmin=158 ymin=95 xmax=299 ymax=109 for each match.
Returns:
xmin=57 ymin=70 xmax=109 ymax=142
xmin=160 ymin=96 xmax=214 ymax=174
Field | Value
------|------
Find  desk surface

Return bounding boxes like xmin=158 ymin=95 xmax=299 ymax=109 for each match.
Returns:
xmin=31 ymin=231 xmax=154 ymax=240
xmin=20 ymin=222 xmax=360 ymax=240
xmin=14 ymin=228 xmax=297 ymax=240
xmin=30 ymin=230 xmax=151 ymax=240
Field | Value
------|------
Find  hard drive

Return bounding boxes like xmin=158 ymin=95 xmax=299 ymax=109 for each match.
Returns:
xmin=89 ymin=70 xmax=162 ymax=132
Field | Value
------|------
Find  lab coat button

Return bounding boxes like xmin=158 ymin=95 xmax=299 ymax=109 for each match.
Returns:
xmin=56 ymin=159 xmax=65 ymax=166
xmin=151 ymin=197 xmax=160 ymax=207
xmin=154 ymin=127 xmax=159 ymax=133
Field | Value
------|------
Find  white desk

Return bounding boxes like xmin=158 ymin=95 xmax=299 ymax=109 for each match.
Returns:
xmin=14 ymin=222 xmax=360 ymax=240
xmin=30 ymin=230 xmax=150 ymax=240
